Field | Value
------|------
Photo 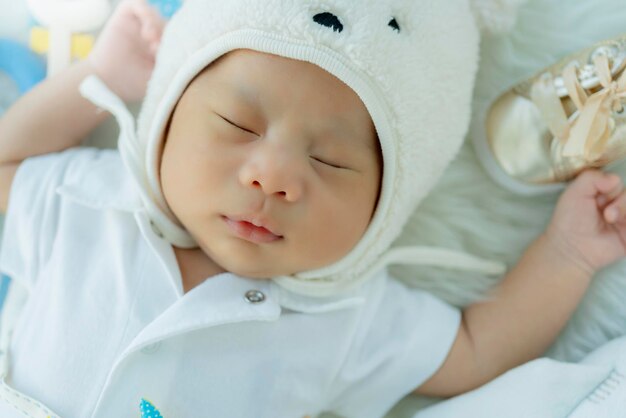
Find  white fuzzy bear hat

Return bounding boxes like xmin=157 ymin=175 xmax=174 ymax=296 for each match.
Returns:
xmin=83 ymin=0 xmax=524 ymax=297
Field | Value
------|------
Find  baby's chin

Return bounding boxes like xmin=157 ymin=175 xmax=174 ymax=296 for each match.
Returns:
xmin=220 ymin=259 xmax=298 ymax=279
xmin=200 ymin=238 xmax=345 ymax=279
xmin=209 ymin=242 xmax=354 ymax=279
xmin=216 ymin=255 xmax=326 ymax=280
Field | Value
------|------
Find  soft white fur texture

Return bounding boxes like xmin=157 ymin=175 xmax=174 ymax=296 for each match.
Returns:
xmin=394 ymin=0 xmax=626 ymax=371
xmin=471 ymin=0 xmax=528 ymax=33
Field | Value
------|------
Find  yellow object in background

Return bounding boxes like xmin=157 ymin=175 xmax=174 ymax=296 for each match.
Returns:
xmin=30 ymin=26 xmax=94 ymax=59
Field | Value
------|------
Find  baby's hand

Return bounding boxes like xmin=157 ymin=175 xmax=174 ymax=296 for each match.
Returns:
xmin=88 ymin=0 xmax=166 ymax=102
xmin=546 ymin=170 xmax=626 ymax=275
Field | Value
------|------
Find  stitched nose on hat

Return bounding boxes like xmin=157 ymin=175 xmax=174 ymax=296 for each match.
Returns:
xmin=388 ymin=18 xmax=400 ymax=32
xmin=313 ymin=12 xmax=343 ymax=33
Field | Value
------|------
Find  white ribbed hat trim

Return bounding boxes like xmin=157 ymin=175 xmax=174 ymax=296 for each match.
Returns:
xmin=144 ymin=29 xmax=398 ymax=285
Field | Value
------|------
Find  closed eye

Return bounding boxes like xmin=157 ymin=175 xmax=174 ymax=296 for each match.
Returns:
xmin=311 ymin=156 xmax=346 ymax=170
xmin=217 ymin=114 xmax=258 ymax=135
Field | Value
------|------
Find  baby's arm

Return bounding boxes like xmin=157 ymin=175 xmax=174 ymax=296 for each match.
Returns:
xmin=0 ymin=62 xmax=107 ymax=212
xmin=0 ymin=0 xmax=164 ymax=212
xmin=416 ymin=170 xmax=626 ymax=398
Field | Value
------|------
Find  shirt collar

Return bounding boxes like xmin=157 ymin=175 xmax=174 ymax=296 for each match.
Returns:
xmin=54 ymin=149 xmax=143 ymax=212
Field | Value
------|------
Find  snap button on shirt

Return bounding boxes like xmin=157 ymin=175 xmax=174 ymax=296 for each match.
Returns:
xmin=245 ymin=290 xmax=266 ymax=304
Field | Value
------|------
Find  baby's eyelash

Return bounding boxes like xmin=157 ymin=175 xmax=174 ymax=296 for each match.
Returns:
xmin=217 ymin=114 xmax=257 ymax=135
xmin=311 ymin=156 xmax=346 ymax=170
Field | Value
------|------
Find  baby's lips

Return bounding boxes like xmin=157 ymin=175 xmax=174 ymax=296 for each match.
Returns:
xmin=222 ymin=216 xmax=284 ymax=244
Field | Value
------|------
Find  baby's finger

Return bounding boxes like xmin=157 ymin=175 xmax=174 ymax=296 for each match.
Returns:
xmin=597 ymin=176 xmax=623 ymax=207
xmin=149 ymin=40 xmax=160 ymax=56
xmin=571 ymin=170 xmax=618 ymax=199
xmin=131 ymin=0 xmax=166 ymax=39
xmin=595 ymin=172 xmax=622 ymax=196
xmin=142 ymin=22 xmax=160 ymax=43
xmin=604 ymin=190 xmax=626 ymax=223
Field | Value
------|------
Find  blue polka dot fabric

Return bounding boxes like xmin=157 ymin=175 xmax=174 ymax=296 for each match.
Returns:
xmin=140 ymin=398 xmax=164 ymax=418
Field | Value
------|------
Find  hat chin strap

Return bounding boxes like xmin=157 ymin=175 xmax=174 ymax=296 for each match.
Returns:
xmin=274 ymin=245 xmax=507 ymax=297
xmin=80 ymin=75 xmax=196 ymax=248
xmin=80 ymin=75 xmax=508 ymax=297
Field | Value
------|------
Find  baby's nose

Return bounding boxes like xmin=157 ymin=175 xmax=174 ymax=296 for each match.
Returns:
xmin=239 ymin=147 xmax=305 ymax=202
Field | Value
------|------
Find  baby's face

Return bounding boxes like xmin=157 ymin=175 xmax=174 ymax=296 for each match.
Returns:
xmin=160 ymin=49 xmax=381 ymax=278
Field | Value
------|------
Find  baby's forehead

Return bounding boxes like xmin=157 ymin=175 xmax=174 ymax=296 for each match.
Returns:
xmin=197 ymin=50 xmax=377 ymax=136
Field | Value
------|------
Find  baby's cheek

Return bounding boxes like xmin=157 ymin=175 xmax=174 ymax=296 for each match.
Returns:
xmin=311 ymin=194 xmax=370 ymax=261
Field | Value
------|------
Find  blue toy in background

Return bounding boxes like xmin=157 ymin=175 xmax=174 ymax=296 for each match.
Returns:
xmin=0 ymin=38 xmax=46 ymax=116
xmin=0 ymin=0 xmax=181 ymax=112
xmin=0 ymin=38 xmax=46 ymax=94
xmin=148 ymin=0 xmax=182 ymax=19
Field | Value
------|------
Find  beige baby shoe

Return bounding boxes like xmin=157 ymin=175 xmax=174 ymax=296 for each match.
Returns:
xmin=485 ymin=34 xmax=626 ymax=191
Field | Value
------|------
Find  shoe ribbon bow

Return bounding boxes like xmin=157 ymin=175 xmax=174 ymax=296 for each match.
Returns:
xmin=531 ymin=54 xmax=626 ymax=163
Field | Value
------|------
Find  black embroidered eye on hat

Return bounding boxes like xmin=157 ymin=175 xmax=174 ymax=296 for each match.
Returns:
xmin=81 ymin=0 xmax=526 ymax=297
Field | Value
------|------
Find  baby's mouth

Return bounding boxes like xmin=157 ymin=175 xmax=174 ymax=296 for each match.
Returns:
xmin=222 ymin=216 xmax=283 ymax=244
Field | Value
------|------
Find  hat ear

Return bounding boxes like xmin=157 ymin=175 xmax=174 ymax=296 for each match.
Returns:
xmin=470 ymin=0 xmax=527 ymax=34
